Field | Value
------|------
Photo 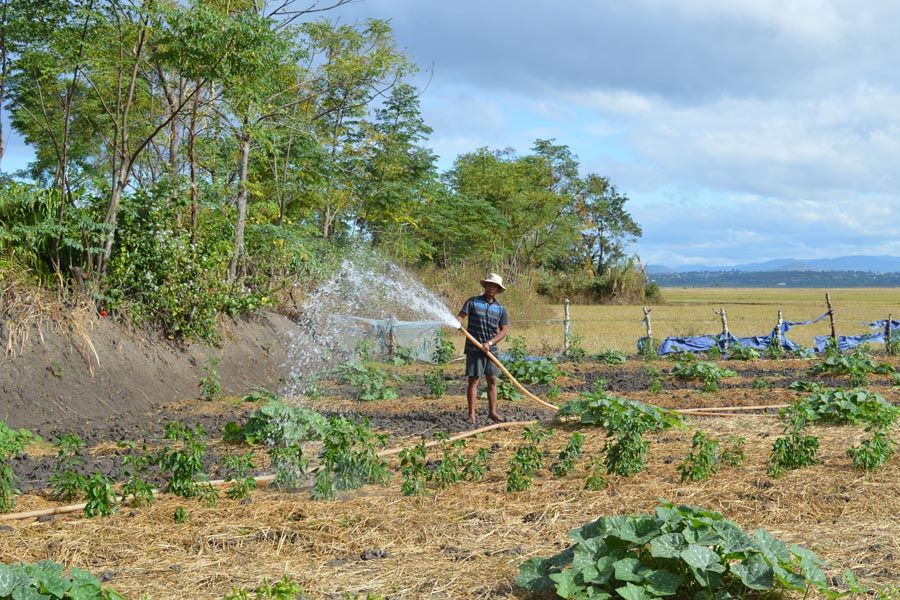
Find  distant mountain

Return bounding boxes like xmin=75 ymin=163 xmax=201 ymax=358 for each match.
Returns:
xmin=646 ymin=255 xmax=900 ymax=274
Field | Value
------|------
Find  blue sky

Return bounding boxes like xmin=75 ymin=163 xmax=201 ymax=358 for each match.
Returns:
xmin=5 ymin=0 xmax=900 ymax=267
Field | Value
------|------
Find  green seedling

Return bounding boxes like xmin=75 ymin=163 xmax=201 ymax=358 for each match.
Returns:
xmin=50 ymin=434 xmax=88 ymax=501
xmin=199 ymin=357 xmax=221 ymax=400
xmin=399 ymin=440 xmax=429 ymax=496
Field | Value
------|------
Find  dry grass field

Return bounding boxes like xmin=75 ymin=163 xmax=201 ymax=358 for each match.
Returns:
xmin=511 ymin=288 xmax=900 ymax=355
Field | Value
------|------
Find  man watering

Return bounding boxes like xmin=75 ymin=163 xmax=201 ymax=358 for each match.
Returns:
xmin=456 ymin=273 xmax=510 ymax=424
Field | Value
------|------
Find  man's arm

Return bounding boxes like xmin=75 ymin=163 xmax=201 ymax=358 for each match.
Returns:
xmin=482 ymin=323 xmax=509 ymax=353
xmin=456 ymin=310 xmax=466 ymax=327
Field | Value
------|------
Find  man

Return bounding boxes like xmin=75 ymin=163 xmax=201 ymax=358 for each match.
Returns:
xmin=457 ymin=273 xmax=510 ymax=424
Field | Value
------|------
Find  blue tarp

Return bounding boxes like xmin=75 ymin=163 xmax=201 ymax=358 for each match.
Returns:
xmin=812 ymin=319 xmax=900 ymax=352
xmin=642 ymin=311 xmax=831 ymax=356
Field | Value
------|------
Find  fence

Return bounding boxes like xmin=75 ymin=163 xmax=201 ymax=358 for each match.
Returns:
xmin=510 ymin=294 xmax=898 ymax=357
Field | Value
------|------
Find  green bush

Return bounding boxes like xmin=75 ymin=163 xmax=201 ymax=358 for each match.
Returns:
xmin=517 ymin=501 xmax=865 ymax=600
xmin=677 ymin=431 xmax=721 ymax=483
xmin=0 ymin=561 xmax=125 ymax=599
xmin=594 ymin=349 xmax=626 ymax=365
xmin=0 ymin=422 xmax=37 ymax=513
xmin=809 ymin=344 xmax=896 ymax=386
xmin=671 ymin=360 xmax=736 ymax=392
xmin=312 ymin=417 xmax=389 ymax=500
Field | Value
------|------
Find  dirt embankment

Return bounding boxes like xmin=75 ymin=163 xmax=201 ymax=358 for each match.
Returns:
xmin=0 ymin=310 xmax=296 ymax=434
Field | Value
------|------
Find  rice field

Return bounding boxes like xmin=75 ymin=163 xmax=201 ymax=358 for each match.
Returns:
xmin=512 ymin=287 xmax=900 ymax=355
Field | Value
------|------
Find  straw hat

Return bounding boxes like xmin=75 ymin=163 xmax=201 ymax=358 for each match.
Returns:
xmin=480 ymin=273 xmax=507 ymax=291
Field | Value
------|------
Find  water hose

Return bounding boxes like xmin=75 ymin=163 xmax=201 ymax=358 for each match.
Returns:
xmin=458 ymin=326 xmax=560 ymax=412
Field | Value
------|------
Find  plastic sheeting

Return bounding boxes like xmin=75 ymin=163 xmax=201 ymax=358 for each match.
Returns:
xmin=812 ymin=319 xmax=900 ymax=353
xmin=329 ymin=315 xmax=444 ymax=362
xmin=640 ymin=311 xmax=831 ymax=356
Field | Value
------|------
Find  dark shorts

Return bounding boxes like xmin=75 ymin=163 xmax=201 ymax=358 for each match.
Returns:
xmin=465 ymin=352 xmax=501 ymax=378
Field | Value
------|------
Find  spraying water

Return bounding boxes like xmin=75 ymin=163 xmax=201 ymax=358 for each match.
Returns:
xmin=284 ymin=252 xmax=461 ymax=397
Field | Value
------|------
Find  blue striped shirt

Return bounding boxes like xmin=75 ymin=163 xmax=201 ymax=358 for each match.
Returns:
xmin=459 ymin=294 xmax=509 ymax=354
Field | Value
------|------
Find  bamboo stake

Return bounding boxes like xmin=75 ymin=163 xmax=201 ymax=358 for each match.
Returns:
xmin=563 ymin=298 xmax=571 ymax=354
xmin=775 ymin=309 xmax=783 ymax=349
xmin=886 ymin=314 xmax=893 ymax=355
xmin=825 ymin=292 xmax=836 ymax=343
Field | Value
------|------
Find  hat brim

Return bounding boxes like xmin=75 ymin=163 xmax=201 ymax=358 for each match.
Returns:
xmin=480 ymin=279 xmax=506 ymax=291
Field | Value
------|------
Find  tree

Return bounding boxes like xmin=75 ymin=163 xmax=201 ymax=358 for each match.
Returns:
xmin=574 ymin=174 xmax=642 ymax=275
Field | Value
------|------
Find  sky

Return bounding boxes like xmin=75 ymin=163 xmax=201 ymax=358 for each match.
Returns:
xmin=5 ymin=0 xmax=900 ymax=267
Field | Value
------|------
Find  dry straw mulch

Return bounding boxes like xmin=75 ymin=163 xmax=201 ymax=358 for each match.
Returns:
xmin=1 ymin=416 xmax=897 ymax=600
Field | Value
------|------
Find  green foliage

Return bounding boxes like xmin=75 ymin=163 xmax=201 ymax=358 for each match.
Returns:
xmin=153 ymin=422 xmax=214 ymax=499
xmin=399 ymin=440 xmax=429 ymax=496
xmin=768 ymin=418 xmax=820 ymax=478
xmin=671 ymin=360 xmax=737 ymax=392
xmin=49 ymin=434 xmax=88 ymax=501
xmin=241 ymin=388 xmax=279 ymax=403
xmin=552 ymin=432 xmax=585 ymax=477
xmin=507 ymin=358 xmax=562 ymax=385
xmin=720 ymin=436 xmax=747 ymax=467
xmin=584 ymin=457 xmax=608 ymax=491
xmin=706 ymin=344 xmax=723 ymax=360
xmin=751 ymin=378 xmax=771 ymax=390
xmin=677 ymin=431 xmax=721 ymax=483
xmin=463 ymin=448 xmax=489 ymax=483
xmin=433 ymin=433 xmax=467 ymax=489
xmin=312 ymin=417 xmax=389 ymax=501
xmin=390 ymin=345 xmax=417 ymax=366
xmin=594 ymin=349 xmax=626 ymax=365
xmin=423 ymin=369 xmax=448 ymax=398
xmin=83 ymin=472 xmax=118 ymax=518
xmin=199 ymin=357 xmax=221 ymax=401
xmin=497 ymin=378 xmax=523 ymax=402
xmin=516 ymin=501 xmax=865 ymax=600
xmin=173 ymin=507 xmax=189 ymax=524
xmin=787 ymin=388 xmax=899 ymax=429
xmin=566 ymin=335 xmax=587 ymax=363
xmin=118 ymin=442 xmax=154 ymax=508
xmin=546 ymin=385 xmax=562 ymax=401
xmin=809 ymin=344 xmax=896 ymax=386
xmin=0 ymin=561 xmax=125 ymax=600
xmin=432 ymin=330 xmax=455 ymax=364
xmin=789 ymin=380 xmax=821 ymax=393
xmin=728 ymin=345 xmax=760 ymax=361
xmin=0 ymin=422 xmax=37 ymax=513
xmin=638 ymin=337 xmax=659 ymax=361
xmin=338 ymin=360 xmax=398 ymax=401
xmin=507 ymin=336 xmax=528 ymax=361
xmin=223 ymin=575 xmax=305 ymax=600
xmin=559 ymin=392 xmax=684 ymax=477
xmin=847 ymin=431 xmax=894 ymax=471
xmin=224 ymin=400 xmax=328 ymax=446
xmin=766 ymin=337 xmax=784 ymax=360
xmin=645 ymin=366 xmax=663 ymax=394
xmin=224 ymin=452 xmax=257 ymax=500
xmin=506 ymin=425 xmax=553 ymax=492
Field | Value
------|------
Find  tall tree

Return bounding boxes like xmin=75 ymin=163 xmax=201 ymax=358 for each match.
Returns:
xmin=574 ymin=173 xmax=642 ymax=274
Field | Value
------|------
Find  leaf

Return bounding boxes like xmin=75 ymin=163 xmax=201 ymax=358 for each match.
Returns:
xmin=0 ymin=565 xmax=29 ymax=596
xmin=550 ymin=569 xmax=585 ymax=599
xmin=730 ymin=555 xmax=774 ymax=590
xmin=615 ymin=582 xmax=654 ymax=600
xmin=10 ymin=587 xmax=49 ymax=600
xmin=613 ymin=558 xmax=643 ymax=583
xmin=649 ymin=533 xmax=686 ymax=558
xmin=604 ymin=516 xmax=660 ymax=545
xmin=712 ymin=521 xmax=758 ymax=556
xmin=680 ymin=545 xmax=725 ymax=573
xmin=644 ymin=569 xmax=683 ymax=596
xmin=516 ymin=557 xmax=556 ymax=593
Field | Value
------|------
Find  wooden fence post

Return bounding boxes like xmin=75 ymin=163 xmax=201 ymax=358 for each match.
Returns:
xmin=563 ymin=298 xmax=571 ymax=354
xmin=775 ymin=309 xmax=783 ymax=348
xmin=714 ymin=307 xmax=729 ymax=351
xmin=887 ymin=313 xmax=893 ymax=355
xmin=642 ymin=307 xmax=653 ymax=339
xmin=825 ymin=293 xmax=836 ymax=344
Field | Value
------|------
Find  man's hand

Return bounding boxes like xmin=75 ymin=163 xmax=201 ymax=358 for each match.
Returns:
xmin=481 ymin=341 xmax=492 ymax=353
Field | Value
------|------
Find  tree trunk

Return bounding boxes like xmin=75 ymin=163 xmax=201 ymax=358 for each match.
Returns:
xmin=227 ymin=128 xmax=251 ymax=284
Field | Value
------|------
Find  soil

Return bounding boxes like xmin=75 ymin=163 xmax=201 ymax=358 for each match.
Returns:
xmin=0 ymin=310 xmax=294 ymax=432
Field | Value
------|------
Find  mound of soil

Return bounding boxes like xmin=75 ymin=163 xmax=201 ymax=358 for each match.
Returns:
xmin=0 ymin=310 xmax=296 ymax=433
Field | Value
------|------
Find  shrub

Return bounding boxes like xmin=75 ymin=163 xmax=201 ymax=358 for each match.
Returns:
xmin=516 ymin=501 xmax=865 ymax=600
xmin=594 ymin=349 xmax=626 ymax=365
xmin=671 ymin=360 xmax=736 ymax=392
xmin=223 ymin=452 xmax=257 ymax=500
xmin=153 ymin=422 xmax=215 ymax=500
xmin=847 ymin=431 xmax=894 ymax=471
xmin=399 ymin=440 xmax=429 ymax=496
xmin=565 ymin=335 xmax=587 ymax=363
xmin=728 ymin=345 xmax=760 ymax=361
xmin=507 ymin=358 xmax=562 ymax=385
xmin=551 ymin=432 xmax=585 ymax=477
xmin=312 ymin=417 xmax=389 ymax=501
xmin=809 ymin=344 xmax=895 ymax=386
xmin=432 ymin=329 xmax=455 ymax=364
xmin=559 ymin=392 xmax=683 ymax=477
xmin=506 ymin=425 xmax=553 ymax=492
xmin=49 ymin=434 xmax=88 ymax=501
xmin=118 ymin=441 xmax=154 ymax=508
xmin=199 ymin=357 xmax=221 ymax=400
xmin=0 ymin=422 xmax=37 ymax=512
xmin=423 ymin=368 xmax=448 ymax=398
xmin=224 ymin=400 xmax=328 ymax=446
xmin=433 ymin=433 xmax=467 ymax=489
xmin=0 ymin=561 xmax=125 ymax=599
xmin=83 ymin=472 xmax=118 ymax=518
xmin=677 ymin=431 xmax=721 ymax=483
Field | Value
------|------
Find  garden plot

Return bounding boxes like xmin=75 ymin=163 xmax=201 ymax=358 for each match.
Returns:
xmin=0 ymin=349 xmax=898 ymax=599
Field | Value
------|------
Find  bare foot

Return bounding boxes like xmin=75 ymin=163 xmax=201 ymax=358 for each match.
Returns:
xmin=467 ymin=414 xmax=476 ymax=424
xmin=489 ymin=413 xmax=504 ymax=423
